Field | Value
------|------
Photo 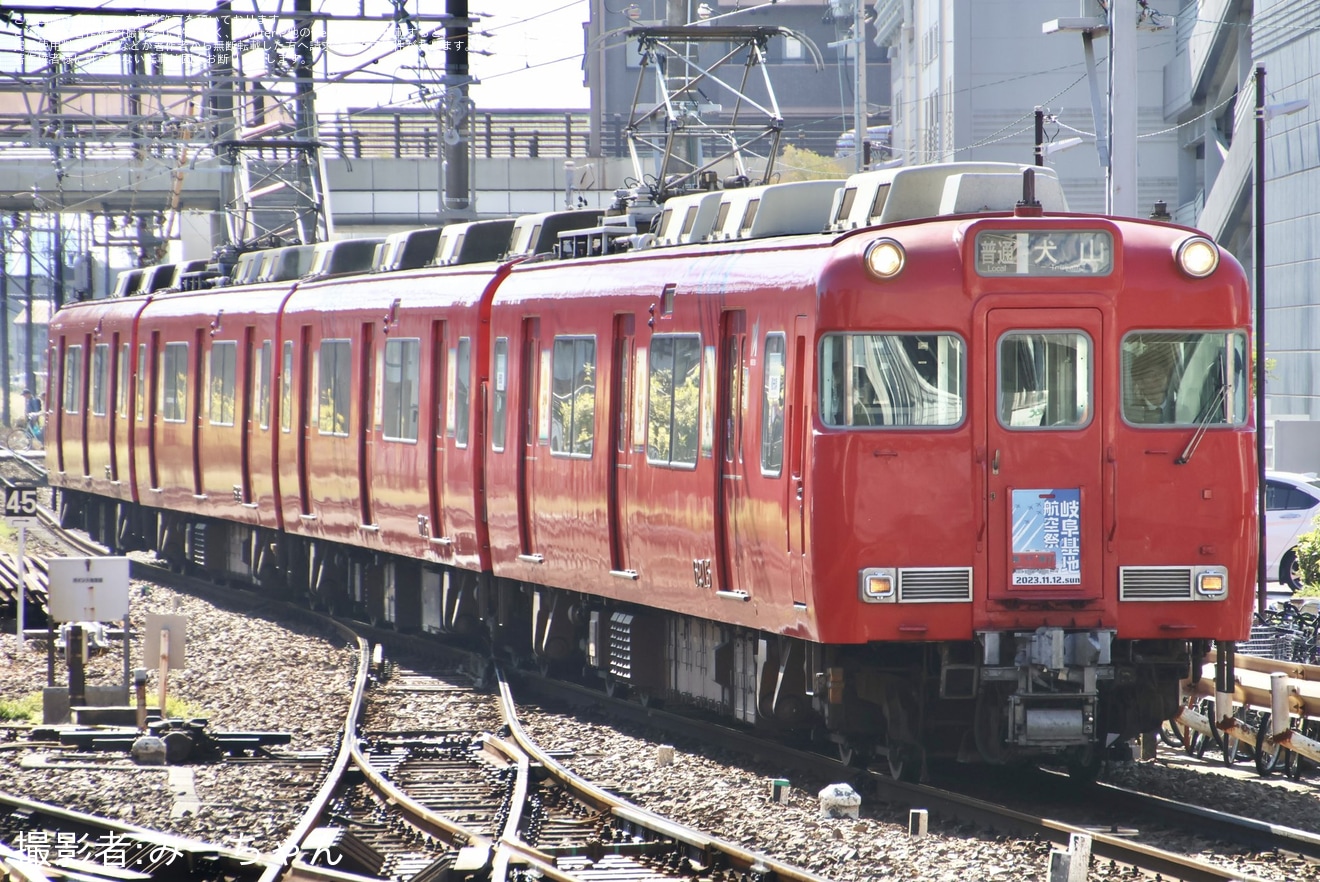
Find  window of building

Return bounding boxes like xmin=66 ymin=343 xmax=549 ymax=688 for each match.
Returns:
xmin=820 ymin=334 xmax=965 ymax=428
xmin=382 ymin=337 xmax=421 ymax=441
xmin=647 ymin=334 xmax=701 ymax=467
xmin=317 ymin=339 xmax=351 ymax=436
xmin=551 ymin=336 xmax=596 ymax=457
xmin=162 ymin=342 xmax=189 ymax=423
xmin=209 ymin=340 xmax=237 ymax=426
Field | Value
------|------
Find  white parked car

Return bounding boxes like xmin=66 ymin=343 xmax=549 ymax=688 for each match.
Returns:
xmin=1265 ymin=470 xmax=1320 ymax=590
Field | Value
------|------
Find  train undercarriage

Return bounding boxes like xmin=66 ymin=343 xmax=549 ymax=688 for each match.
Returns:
xmin=62 ymin=491 xmax=1193 ymax=781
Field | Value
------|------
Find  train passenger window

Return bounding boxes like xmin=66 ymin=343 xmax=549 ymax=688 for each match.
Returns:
xmin=454 ymin=337 xmax=471 ymax=447
xmin=998 ymin=332 xmax=1090 ymax=429
xmin=819 ymin=334 xmax=965 ymax=428
xmin=119 ymin=343 xmax=130 ymax=416
xmin=382 ymin=338 xmax=421 ymax=442
xmin=1121 ymin=332 xmax=1248 ymax=427
xmin=91 ymin=344 xmax=109 ymax=417
xmin=136 ymin=344 xmax=146 ymax=421
xmin=256 ymin=340 xmax=271 ymax=430
xmin=280 ymin=342 xmax=293 ymax=433
xmin=161 ymin=342 xmax=188 ymax=422
xmin=317 ymin=339 xmax=351 ymax=436
xmin=209 ymin=341 xmax=237 ymax=426
xmin=491 ymin=338 xmax=509 ymax=451
xmin=647 ymin=334 xmax=701 ymax=467
xmin=551 ymin=336 xmax=596 ymax=457
xmin=761 ymin=334 xmax=786 ymax=477
xmin=64 ymin=345 xmax=83 ymax=415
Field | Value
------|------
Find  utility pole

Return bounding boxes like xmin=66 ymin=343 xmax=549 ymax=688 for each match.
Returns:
xmin=1108 ymin=0 xmax=1137 ymax=215
xmin=0 ymin=216 xmax=9 ymax=429
xmin=443 ymin=0 xmax=472 ymax=213
xmin=853 ymin=0 xmax=868 ymax=173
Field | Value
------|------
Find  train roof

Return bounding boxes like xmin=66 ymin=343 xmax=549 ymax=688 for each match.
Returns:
xmin=827 ymin=161 xmax=1067 ymax=232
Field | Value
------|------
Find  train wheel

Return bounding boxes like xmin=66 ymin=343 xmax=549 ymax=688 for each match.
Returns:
xmin=886 ymin=738 xmax=923 ymax=783
xmin=836 ymin=741 xmax=855 ymax=766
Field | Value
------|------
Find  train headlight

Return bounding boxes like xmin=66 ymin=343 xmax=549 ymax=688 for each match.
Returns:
xmin=864 ymin=239 xmax=905 ymax=279
xmin=1175 ymin=236 xmax=1219 ymax=278
xmin=859 ymin=567 xmax=897 ymax=603
xmin=1196 ymin=568 xmax=1228 ymax=599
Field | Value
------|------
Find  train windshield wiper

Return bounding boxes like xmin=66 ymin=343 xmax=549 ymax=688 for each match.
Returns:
xmin=1175 ymin=384 xmax=1228 ymax=465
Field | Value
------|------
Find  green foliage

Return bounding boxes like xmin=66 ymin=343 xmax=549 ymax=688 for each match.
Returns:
xmin=1294 ymin=514 xmax=1320 ymax=590
xmin=0 ymin=693 xmax=42 ymax=723
xmin=776 ymin=145 xmax=849 ymax=182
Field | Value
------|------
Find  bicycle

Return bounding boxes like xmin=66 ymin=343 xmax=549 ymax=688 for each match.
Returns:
xmin=6 ymin=419 xmax=43 ymax=452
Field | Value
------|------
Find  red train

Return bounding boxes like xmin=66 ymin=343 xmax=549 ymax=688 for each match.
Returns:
xmin=47 ymin=162 xmax=1256 ymax=778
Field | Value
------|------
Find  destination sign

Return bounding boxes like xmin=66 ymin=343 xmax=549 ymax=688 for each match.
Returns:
xmin=975 ymin=230 xmax=1113 ymax=277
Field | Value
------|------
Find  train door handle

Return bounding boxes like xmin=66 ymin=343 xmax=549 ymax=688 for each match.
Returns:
xmin=795 ymin=480 xmax=803 ymax=501
xmin=991 ymin=449 xmax=1000 ymax=475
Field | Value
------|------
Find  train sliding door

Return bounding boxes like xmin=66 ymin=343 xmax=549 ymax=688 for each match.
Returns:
xmin=607 ymin=314 xmax=636 ymax=579
xmin=715 ymin=310 xmax=749 ymax=598
xmin=984 ymin=308 xmax=1104 ymax=599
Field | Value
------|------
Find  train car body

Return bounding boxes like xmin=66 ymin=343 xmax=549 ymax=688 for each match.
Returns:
xmin=50 ymin=162 xmax=1256 ymax=776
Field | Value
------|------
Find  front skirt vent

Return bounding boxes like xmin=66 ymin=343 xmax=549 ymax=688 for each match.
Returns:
xmin=899 ymin=567 xmax=973 ymax=602
xmin=1119 ymin=567 xmax=1194 ymax=601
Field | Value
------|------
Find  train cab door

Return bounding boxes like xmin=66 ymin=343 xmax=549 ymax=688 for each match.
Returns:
xmin=984 ymin=308 xmax=1104 ymax=600
xmin=715 ymin=310 xmax=749 ymax=597
xmin=607 ymin=314 xmax=635 ymax=578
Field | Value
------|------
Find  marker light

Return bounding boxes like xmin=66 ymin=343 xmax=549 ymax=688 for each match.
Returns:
xmin=1176 ymin=236 xmax=1219 ymax=278
xmin=1196 ymin=570 xmax=1227 ymax=598
xmin=859 ymin=567 xmax=897 ymax=602
xmin=864 ymin=239 xmax=905 ymax=279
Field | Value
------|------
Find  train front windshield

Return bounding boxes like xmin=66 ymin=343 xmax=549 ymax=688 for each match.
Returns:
xmin=1121 ymin=332 xmax=1248 ymax=427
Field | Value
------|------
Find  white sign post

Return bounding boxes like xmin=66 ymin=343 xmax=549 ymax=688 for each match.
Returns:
xmin=47 ymin=557 xmax=130 ymax=623
xmin=3 ymin=483 xmax=39 ymax=646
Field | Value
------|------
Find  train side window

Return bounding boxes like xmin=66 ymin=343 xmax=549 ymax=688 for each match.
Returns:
xmin=64 ymin=345 xmax=83 ymax=415
xmin=550 ymin=336 xmax=596 ymax=458
xmin=454 ymin=337 xmax=471 ymax=447
xmin=760 ymin=334 xmax=786 ymax=476
xmin=819 ymin=333 xmax=965 ymax=428
xmin=381 ymin=338 xmax=420 ymax=442
xmin=161 ymin=342 xmax=188 ymax=422
xmin=491 ymin=337 xmax=509 ymax=451
xmin=119 ymin=343 xmax=131 ymax=416
xmin=91 ymin=343 xmax=109 ymax=417
xmin=256 ymin=340 xmax=272 ymax=430
xmin=209 ymin=341 xmax=237 ymax=426
xmin=280 ymin=341 xmax=294 ymax=433
xmin=317 ymin=340 xmax=351 ymax=436
xmin=647 ymin=334 xmax=701 ymax=467
xmin=136 ymin=344 xmax=146 ymax=421
xmin=998 ymin=332 xmax=1090 ymax=429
